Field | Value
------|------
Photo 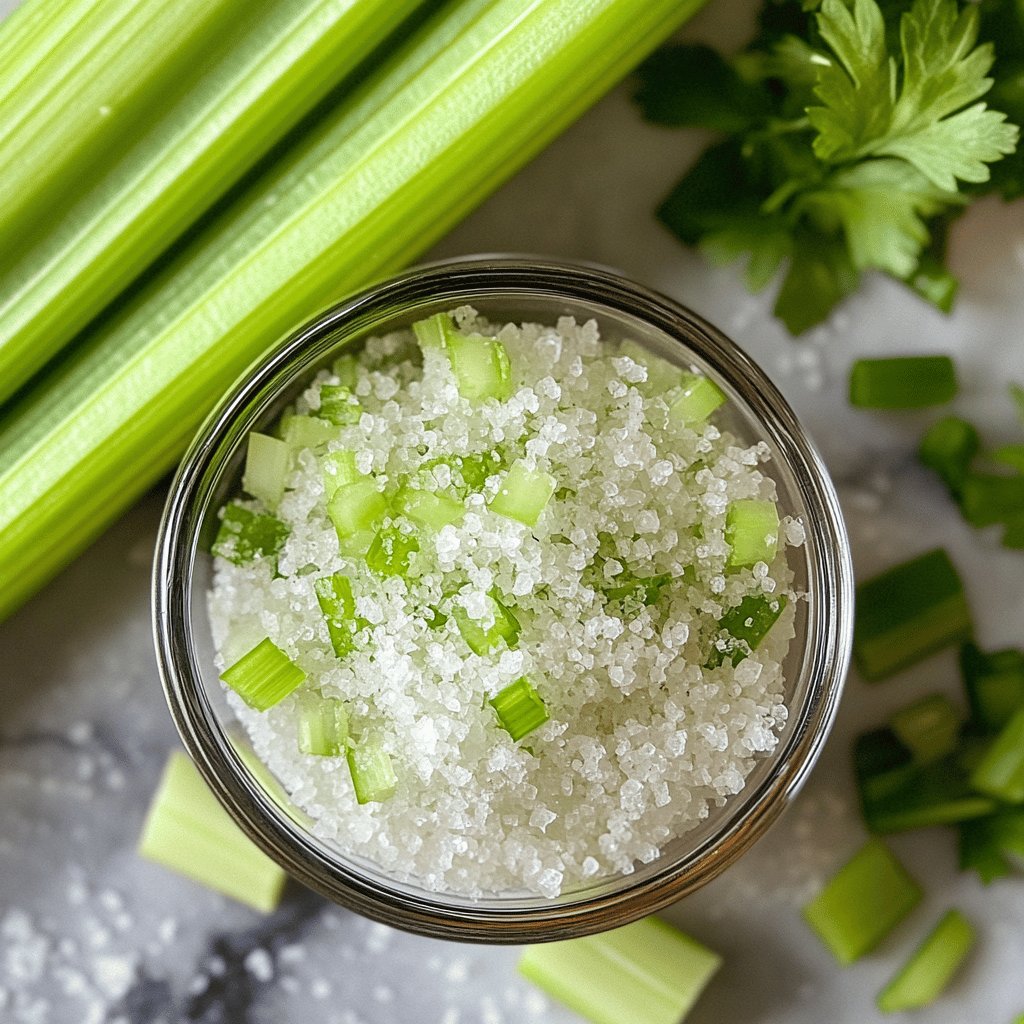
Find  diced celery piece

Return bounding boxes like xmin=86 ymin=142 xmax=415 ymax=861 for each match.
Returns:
xmin=876 ymin=910 xmax=975 ymax=1013
xmin=490 ymin=677 xmax=549 ymax=742
xmin=327 ymin=479 xmax=387 ymax=540
xmin=1004 ymin=517 xmax=1024 ymax=550
xmin=314 ymin=573 xmax=364 ymax=658
xmin=453 ymin=592 xmax=521 ymax=656
xmin=365 ymin=525 xmax=419 ymax=577
xmin=519 ymin=916 xmax=721 ymax=1024
xmin=707 ymin=593 xmax=788 ymax=668
xmin=619 ymin=338 xmax=684 ymax=393
xmin=854 ymin=548 xmax=972 ymax=681
xmin=960 ymin=642 xmax=1024 ymax=733
xmin=849 ymin=356 xmax=957 ymax=409
xmin=489 ymin=459 xmax=557 ymax=527
xmin=446 ymin=331 xmax=513 ymax=401
xmin=957 ymin=809 xmax=1024 ymax=884
xmin=803 ymin=839 xmax=922 ymax=964
xmin=211 ymin=503 xmax=288 ymax=565
xmin=241 ymin=432 xmax=290 ymax=510
xmin=960 ymin=473 xmax=1024 ymax=528
xmin=919 ymin=416 xmax=979 ymax=495
xmin=281 ymin=414 xmax=338 ymax=450
xmin=668 ymin=372 xmax=727 ymax=425
xmin=346 ymin=739 xmax=397 ymax=804
xmin=322 ymin=448 xmax=360 ymax=500
xmin=993 ymin=444 xmax=1024 ymax=473
xmin=454 ymin=450 xmax=504 ymax=491
xmin=332 ymin=352 xmax=359 ymax=387
xmin=971 ymin=706 xmax=1024 ymax=803
xmin=139 ymin=752 xmax=286 ymax=914
xmin=412 ymin=312 xmax=454 ymax=352
xmin=396 ymin=487 xmax=464 ymax=529
xmin=296 ymin=693 xmax=349 ymax=757
xmin=605 ymin=571 xmax=673 ymax=609
xmin=220 ymin=637 xmax=306 ymax=712
xmin=317 ymin=384 xmax=361 ymax=426
xmin=889 ymin=694 xmax=960 ymax=765
xmin=725 ymin=498 xmax=779 ymax=568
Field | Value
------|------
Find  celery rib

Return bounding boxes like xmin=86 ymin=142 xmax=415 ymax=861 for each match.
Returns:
xmin=0 ymin=0 xmax=708 ymax=622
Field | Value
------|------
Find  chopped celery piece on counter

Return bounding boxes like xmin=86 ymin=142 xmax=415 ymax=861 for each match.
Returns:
xmin=518 ymin=916 xmax=721 ymax=1024
xmin=396 ymin=487 xmax=464 ymax=529
xmin=322 ymin=449 xmax=360 ymax=499
xmin=919 ymin=416 xmax=980 ymax=495
xmin=281 ymin=414 xmax=337 ymax=450
xmin=220 ymin=637 xmax=306 ymax=711
xmin=314 ymin=573 xmax=364 ymax=658
xmin=876 ymin=910 xmax=975 ymax=1013
xmin=960 ymin=642 xmax=1024 ymax=733
xmin=241 ymin=432 xmax=289 ymax=510
xmin=803 ymin=839 xmax=922 ymax=964
xmin=890 ymin=694 xmax=960 ymax=765
xmin=412 ymin=312 xmax=454 ymax=352
xmin=993 ymin=444 xmax=1024 ymax=473
xmin=708 ymin=593 xmax=788 ymax=668
xmin=970 ymin=706 xmax=1024 ymax=803
xmin=490 ymin=676 xmax=549 ymax=741
xmin=346 ymin=739 xmax=397 ymax=804
xmin=668 ymin=372 xmax=727 ymax=425
xmin=446 ymin=330 xmax=514 ymax=401
xmin=1004 ymin=517 xmax=1024 ymax=550
xmin=725 ymin=498 xmax=779 ymax=568
xmin=317 ymin=385 xmax=361 ymax=426
xmin=853 ymin=548 xmax=972 ymax=681
xmin=619 ymin=338 xmax=684 ymax=393
xmin=957 ymin=809 xmax=1024 ymax=884
xmin=327 ymin=479 xmax=387 ymax=540
xmin=849 ymin=356 xmax=957 ymax=409
xmin=332 ymin=353 xmax=358 ymax=387
xmin=296 ymin=693 xmax=349 ymax=757
xmin=211 ymin=504 xmax=288 ymax=565
xmin=960 ymin=473 xmax=1024 ymax=528
xmin=855 ymin=727 xmax=913 ymax=780
xmin=139 ymin=751 xmax=286 ymax=913
xmin=365 ymin=525 xmax=419 ymax=577
xmin=489 ymin=459 xmax=557 ymax=527
xmin=453 ymin=592 xmax=521 ymax=656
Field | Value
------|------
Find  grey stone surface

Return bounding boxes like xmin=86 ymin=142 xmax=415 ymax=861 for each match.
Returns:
xmin=2 ymin=0 xmax=1024 ymax=1021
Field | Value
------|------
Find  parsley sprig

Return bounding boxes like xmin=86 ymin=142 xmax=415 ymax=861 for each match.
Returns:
xmin=636 ymin=0 xmax=1021 ymax=335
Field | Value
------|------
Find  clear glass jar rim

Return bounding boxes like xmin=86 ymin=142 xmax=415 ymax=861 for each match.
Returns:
xmin=153 ymin=256 xmax=854 ymax=942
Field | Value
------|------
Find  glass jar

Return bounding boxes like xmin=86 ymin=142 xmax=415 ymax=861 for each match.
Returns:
xmin=153 ymin=256 xmax=853 ymax=942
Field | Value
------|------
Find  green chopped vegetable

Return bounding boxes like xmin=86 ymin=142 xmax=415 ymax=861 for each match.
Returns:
xmin=326 ymin=479 xmax=387 ymax=541
xmin=211 ymin=503 xmax=289 ymax=565
xmin=708 ymin=593 xmax=788 ymax=668
xmin=365 ymin=525 xmax=420 ymax=577
xmin=725 ymin=498 xmax=779 ymax=568
xmin=920 ymin=416 xmax=981 ymax=495
xmin=346 ymin=738 xmax=397 ymax=804
xmin=0 ymin=0 xmax=709 ymax=624
xmin=220 ymin=637 xmax=307 ymax=711
xmin=296 ymin=693 xmax=349 ymax=757
xmin=446 ymin=330 xmax=514 ymax=401
xmin=890 ymin=694 xmax=960 ymax=766
xmin=281 ymin=414 xmax=338 ymax=451
xmin=412 ymin=312 xmax=454 ymax=353
xmin=877 ymin=909 xmax=975 ymax=1013
xmin=605 ymin=571 xmax=673 ymax=610
xmin=396 ymin=487 xmax=464 ymax=529
xmin=317 ymin=385 xmax=361 ymax=426
xmin=322 ymin=449 xmax=361 ymax=499
xmin=453 ymin=592 xmax=521 ymax=656
xmin=803 ymin=839 xmax=923 ymax=964
xmin=241 ymin=432 xmax=289 ymax=510
xmin=853 ymin=548 xmax=972 ymax=681
xmin=489 ymin=459 xmax=557 ymax=527
xmin=960 ymin=473 xmax=1024 ymax=528
xmin=668 ymin=373 xmax=726 ymax=425
xmin=958 ymin=808 xmax=1024 ymax=884
xmin=618 ymin=338 xmax=684 ymax=393
xmin=961 ymin=642 xmax=1024 ymax=733
xmin=634 ymin=0 xmax=1020 ymax=335
xmin=314 ymin=573 xmax=364 ymax=658
xmin=332 ymin=353 xmax=359 ymax=387
xmin=519 ymin=916 xmax=721 ymax=1024
xmin=971 ymin=706 xmax=1024 ymax=803
xmin=849 ymin=356 xmax=958 ymax=409
xmin=490 ymin=676 xmax=549 ymax=742
xmin=139 ymin=751 xmax=287 ymax=913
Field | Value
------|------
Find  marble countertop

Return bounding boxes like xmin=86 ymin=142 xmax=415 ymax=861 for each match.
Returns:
xmin=2 ymin=1 xmax=1024 ymax=1021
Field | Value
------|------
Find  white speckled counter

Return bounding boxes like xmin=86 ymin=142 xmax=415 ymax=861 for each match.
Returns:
xmin=2 ymin=1 xmax=1023 ymax=1021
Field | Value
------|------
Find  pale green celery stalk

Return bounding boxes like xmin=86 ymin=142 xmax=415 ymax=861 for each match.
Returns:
xmin=0 ymin=0 xmax=708 ymax=622
xmin=0 ymin=0 xmax=428 ymax=404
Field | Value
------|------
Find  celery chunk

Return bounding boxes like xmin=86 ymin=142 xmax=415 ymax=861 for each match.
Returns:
xmin=446 ymin=331 xmax=513 ymax=401
xmin=327 ymin=479 xmax=387 ymax=540
xmin=317 ymin=385 xmax=361 ymax=426
xmin=668 ymin=373 xmax=726 ymax=425
xmin=314 ymin=573 xmax=364 ymax=658
xmin=220 ymin=637 xmax=306 ymax=711
xmin=296 ymin=693 xmax=349 ymax=757
xmin=725 ymin=498 xmax=779 ymax=568
xmin=241 ymin=432 xmax=289 ymax=510
xmin=490 ymin=677 xmax=548 ymax=741
xmin=347 ymin=739 xmax=397 ymax=804
xmin=453 ymin=592 xmax=521 ymax=655
xmin=211 ymin=504 xmax=288 ymax=565
xmin=365 ymin=525 xmax=420 ymax=577
xmin=489 ymin=460 xmax=556 ymax=527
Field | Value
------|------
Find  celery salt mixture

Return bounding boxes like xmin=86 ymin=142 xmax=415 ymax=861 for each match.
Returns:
xmin=208 ymin=307 xmax=804 ymax=898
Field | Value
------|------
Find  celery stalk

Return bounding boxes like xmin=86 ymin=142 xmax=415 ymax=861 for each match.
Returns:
xmin=0 ymin=0 xmax=708 ymax=622
xmin=0 ymin=0 xmax=429 ymax=404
